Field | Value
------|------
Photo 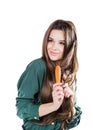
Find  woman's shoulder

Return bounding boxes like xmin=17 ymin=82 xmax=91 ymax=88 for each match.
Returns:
xmin=27 ymin=57 xmax=46 ymax=67
xmin=17 ymin=58 xmax=46 ymax=89
xmin=26 ymin=57 xmax=46 ymax=71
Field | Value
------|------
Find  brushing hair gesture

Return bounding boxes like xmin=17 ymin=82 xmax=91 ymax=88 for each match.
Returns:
xmin=16 ymin=19 xmax=82 ymax=130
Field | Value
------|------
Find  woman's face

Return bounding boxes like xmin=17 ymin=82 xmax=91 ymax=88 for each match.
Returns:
xmin=47 ymin=29 xmax=65 ymax=61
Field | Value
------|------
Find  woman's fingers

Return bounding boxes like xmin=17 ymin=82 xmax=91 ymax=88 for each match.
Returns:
xmin=53 ymin=82 xmax=63 ymax=89
xmin=52 ymin=85 xmax=64 ymax=110
xmin=54 ymin=82 xmax=74 ymax=98
xmin=63 ymin=85 xmax=74 ymax=98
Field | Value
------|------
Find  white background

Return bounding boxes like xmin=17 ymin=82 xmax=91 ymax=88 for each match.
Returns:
xmin=0 ymin=0 xmax=93 ymax=129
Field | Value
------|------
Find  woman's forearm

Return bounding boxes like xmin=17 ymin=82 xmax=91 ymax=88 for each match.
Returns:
xmin=39 ymin=102 xmax=56 ymax=117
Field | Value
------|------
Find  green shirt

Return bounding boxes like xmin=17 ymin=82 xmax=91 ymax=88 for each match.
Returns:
xmin=16 ymin=58 xmax=82 ymax=130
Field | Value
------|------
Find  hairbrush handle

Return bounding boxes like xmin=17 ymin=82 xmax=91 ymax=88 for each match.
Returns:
xmin=55 ymin=65 xmax=61 ymax=83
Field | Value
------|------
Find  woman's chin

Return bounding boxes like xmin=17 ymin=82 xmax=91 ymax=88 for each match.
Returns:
xmin=49 ymin=57 xmax=59 ymax=61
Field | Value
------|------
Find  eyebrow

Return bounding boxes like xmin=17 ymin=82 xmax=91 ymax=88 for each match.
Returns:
xmin=48 ymin=36 xmax=65 ymax=42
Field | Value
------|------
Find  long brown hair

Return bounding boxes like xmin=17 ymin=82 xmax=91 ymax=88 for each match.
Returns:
xmin=40 ymin=20 xmax=78 ymax=129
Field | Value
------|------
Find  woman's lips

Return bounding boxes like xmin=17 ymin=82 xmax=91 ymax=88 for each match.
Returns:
xmin=50 ymin=51 xmax=59 ymax=56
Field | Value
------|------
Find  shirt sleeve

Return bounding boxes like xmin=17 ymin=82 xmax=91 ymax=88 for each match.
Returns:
xmin=65 ymin=79 xmax=82 ymax=129
xmin=16 ymin=60 xmax=46 ymax=121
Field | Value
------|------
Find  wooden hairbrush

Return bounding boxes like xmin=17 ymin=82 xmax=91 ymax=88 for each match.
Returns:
xmin=55 ymin=65 xmax=61 ymax=83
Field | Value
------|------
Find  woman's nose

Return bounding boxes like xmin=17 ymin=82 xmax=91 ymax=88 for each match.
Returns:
xmin=52 ymin=42 xmax=58 ymax=49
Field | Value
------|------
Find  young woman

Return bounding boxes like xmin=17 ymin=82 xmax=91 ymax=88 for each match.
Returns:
xmin=16 ymin=19 xmax=82 ymax=130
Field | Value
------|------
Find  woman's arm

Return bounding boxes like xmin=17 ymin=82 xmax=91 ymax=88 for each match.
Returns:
xmin=39 ymin=103 xmax=55 ymax=117
xmin=39 ymin=84 xmax=64 ymax=117
xmin=16 ymin=59 xmax=46 ymax=120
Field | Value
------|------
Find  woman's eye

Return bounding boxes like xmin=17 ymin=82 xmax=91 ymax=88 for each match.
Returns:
xmin=59 ymin=42 xmax=65 ymax=45
xmin=48 ymin=39 xmax=53 ymax=42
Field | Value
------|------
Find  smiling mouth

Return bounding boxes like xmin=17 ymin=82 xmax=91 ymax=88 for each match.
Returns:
xmin=50 ymin=51 xmax=59 ymax=56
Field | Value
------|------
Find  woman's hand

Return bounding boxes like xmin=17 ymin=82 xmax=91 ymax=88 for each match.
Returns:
xmin=52 ymin=83 xmax=64 ymax=110
xmin=62 ymin=83 xmax=74 ymax=98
